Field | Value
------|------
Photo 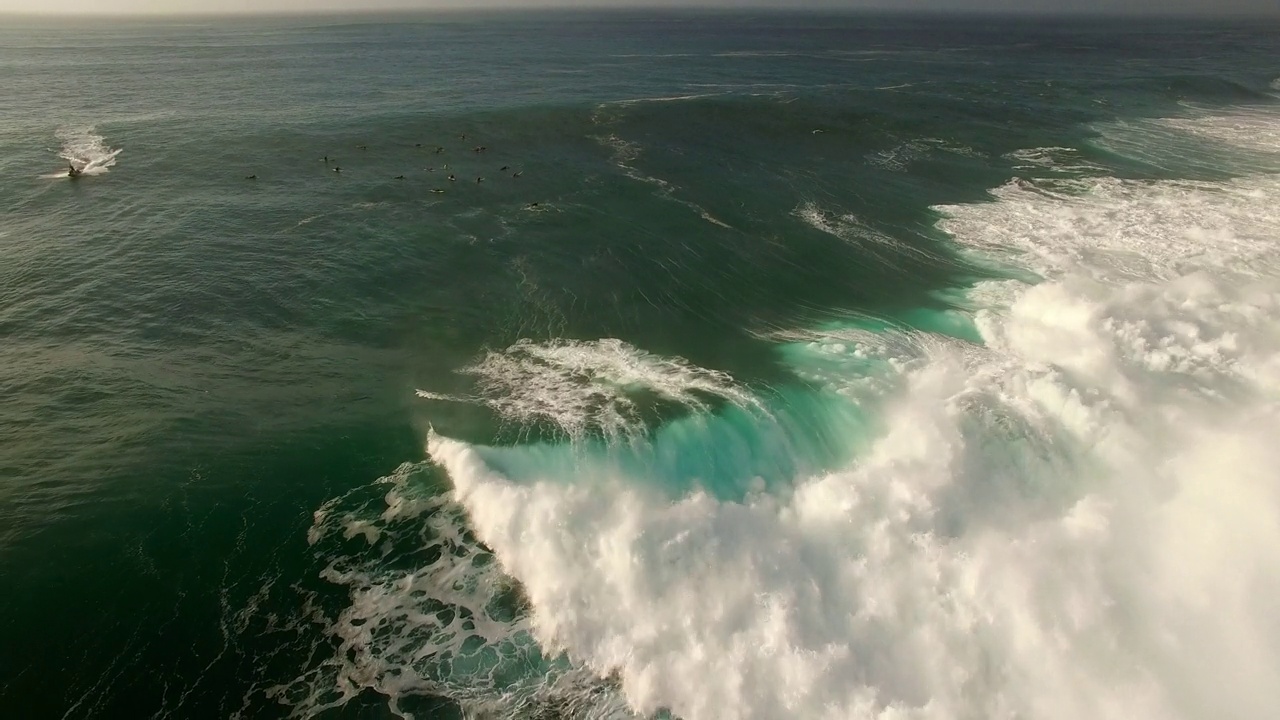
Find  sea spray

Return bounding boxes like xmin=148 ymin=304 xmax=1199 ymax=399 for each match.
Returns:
xmin=53 ymin=126 xmax=121 ymax=176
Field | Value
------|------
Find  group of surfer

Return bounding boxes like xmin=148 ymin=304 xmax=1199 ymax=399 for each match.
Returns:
xmin=63 ymin=139 xmax=540 ymax=209
xmin=277 ymin=140 xmax=530 ymax=195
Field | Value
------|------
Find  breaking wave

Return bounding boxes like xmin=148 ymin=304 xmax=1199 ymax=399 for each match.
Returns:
xmin=304 ymin=110 xmax=1280 ymax=720
xmin=1093 ymin=107 xmax=1280 ymax=176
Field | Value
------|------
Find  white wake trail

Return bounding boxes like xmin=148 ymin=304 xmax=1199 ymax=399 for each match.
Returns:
xmin=50 ymin=126 xmax=122 ymax=177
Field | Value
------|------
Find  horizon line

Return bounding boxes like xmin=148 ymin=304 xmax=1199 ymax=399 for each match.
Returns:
xmin=2 ymin=5 xmax=1278 ymax=20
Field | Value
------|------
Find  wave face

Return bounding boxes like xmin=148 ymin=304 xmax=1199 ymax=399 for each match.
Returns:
xmin=296 ymin=107 xmax=1280 ymax=720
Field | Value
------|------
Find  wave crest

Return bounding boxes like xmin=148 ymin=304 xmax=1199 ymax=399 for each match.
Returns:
xmin=423 ymin=170 xmax=1280 ymax=719
xmin=418 ymin=338 xmax=763 ymax=441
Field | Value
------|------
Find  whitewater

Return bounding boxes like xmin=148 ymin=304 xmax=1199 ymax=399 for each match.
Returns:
xmin=41 ymin=126 xmax=122 ymax=178
xmin=301 ymin=109 xmax=1280 ymax=720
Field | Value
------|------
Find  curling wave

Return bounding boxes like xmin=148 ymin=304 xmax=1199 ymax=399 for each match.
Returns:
xmin=307 ymin=110 xmax=1280 ymax=720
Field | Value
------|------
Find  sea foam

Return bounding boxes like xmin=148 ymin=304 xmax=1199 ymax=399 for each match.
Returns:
xmin=418 ymin=338 xmax=763 ymax=441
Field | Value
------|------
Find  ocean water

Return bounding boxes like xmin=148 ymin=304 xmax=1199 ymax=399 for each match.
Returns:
xmin=3 ymin=10 xmax=1280 ymax=719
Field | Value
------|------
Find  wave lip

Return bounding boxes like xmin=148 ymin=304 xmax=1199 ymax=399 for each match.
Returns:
xmin=417 ymin=338 xmax=763 ymax=441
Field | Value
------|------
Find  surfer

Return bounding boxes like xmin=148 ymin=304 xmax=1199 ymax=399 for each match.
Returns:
xmin=246 ymin=174 xmax=257 ymax=180
xmin=512 ymin=170 xmax=523 ymax=178
xmin=333 ymin=167 xmax=342 ymax=173
xmin=447 ymin=174 xmax=456 ymax=182
xmin=67 ymin=163 xmax=81 ymax=178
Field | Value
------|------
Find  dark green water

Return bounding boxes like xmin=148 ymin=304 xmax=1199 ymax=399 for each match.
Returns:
xmin=3 ymin=11 xmax=1280 ymax=720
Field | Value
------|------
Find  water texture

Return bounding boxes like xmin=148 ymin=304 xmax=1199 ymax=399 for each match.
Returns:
xmin=2 ymin=11 xmax=1279 ymax=720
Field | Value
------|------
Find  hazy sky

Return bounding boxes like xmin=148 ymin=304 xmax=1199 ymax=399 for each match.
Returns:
xmin=1 ymin=0 xmax=1274 ymax=15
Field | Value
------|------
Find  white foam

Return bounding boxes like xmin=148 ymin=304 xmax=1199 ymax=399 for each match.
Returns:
xmin=1158 ymin=108 xmax=1280 ymax=155
xmin=866 ymin=137 xmax=984 ymax=172
xmin=413 ymin=389 xmax=461 ymax=403
xmin=762 ymin=323 xmax=956 ymax=402
xmin=1005 ymin=146 xmax=1107 ymax=176
xmin=1095 ymin=107 xmax=1280 ymax=174
xmin=425 ymin=165 xmax=1280 ymax=720
xmin=52 ymin=125 xmax=121 ymax=177
xmin=274 ymin=462 xmax=639 ymax=719
xmin=609 ymin=53 xmax=700 ymax=59
xmin=417 ymin=338 xmax=763 ymax=440
xmin=938 ymin=175 xmax=1280 ymax=283
xmin=610 ymin=93 xmax=724 ymax=106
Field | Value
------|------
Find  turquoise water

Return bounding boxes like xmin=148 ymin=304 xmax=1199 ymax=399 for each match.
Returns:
xmin=3 ymin=11 xmax=1280 ymax=720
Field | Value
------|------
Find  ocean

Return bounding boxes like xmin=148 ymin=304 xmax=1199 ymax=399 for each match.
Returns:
xmin=2 ymin=9 xmax=1280 ymax=719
